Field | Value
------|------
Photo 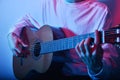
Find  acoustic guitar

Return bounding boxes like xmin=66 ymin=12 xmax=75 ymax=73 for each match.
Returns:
xmin=8 ymin=25 xmax=120 ymax=79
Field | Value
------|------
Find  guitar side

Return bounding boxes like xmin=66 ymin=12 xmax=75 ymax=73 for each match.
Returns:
xmin=13 ymin=25 xmax=53 ymax=79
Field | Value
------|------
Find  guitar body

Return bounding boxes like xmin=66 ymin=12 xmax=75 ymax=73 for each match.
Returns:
xmin=13 ymin=25 xmax=53 ymax=79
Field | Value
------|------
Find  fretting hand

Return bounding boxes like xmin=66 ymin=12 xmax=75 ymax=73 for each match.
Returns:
xmin=75 ymin=30 xmax=103 ymax=74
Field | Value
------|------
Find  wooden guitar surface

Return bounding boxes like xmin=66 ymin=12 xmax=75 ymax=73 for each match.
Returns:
xmin=13 ymin=25 xmax=53 ymax=79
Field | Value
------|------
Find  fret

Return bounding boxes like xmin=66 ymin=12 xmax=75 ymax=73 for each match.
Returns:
xmin=61 ymin=39 xmax=64 ymax=50
xmin=72 ymin=36 xmax=79 ymax=48
xmin=47 ymin=42 xmax=51 ymax=52
xmin=53 ymin=41 xmax=57 ymax=51
xmin=68 ymin=37 xmax=73 ymax=49
xmin=57 ymin=39 xmax=63 ymax=51
xmin=40 ymin=43 xmax=45 ymax=53
xmin=65 ymin=38 xmax=70 ymax=49
xmin=49 ymin=41 xmax=53 ymax=52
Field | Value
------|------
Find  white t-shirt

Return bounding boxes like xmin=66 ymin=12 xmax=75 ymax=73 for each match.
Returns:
xmin=39 ymin=0 xmax=111 ymax=34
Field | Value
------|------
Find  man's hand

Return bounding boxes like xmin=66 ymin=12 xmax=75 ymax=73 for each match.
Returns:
xmin=12 ymin=32 xmax=29 ymax=56
xmin=75 ymin=30 xmax=103 ymax=74
xmin=8 ymin=28 xmax=30 ymax=57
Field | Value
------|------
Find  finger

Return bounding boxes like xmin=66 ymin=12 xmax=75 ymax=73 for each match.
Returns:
xmin=15 ymin=38 xmax=24 ymax=53
xmin=17 ymin=38 xmax=28 ymax=47
xmin=95 ymin=30 xmax=100 ymax=45
xmin=12 ymin=33 xmax=24 ymax=52
xmin=75 ymin=43 xmax=80 ymax=53
xmin=75 ymin=43 xmax=81 ymax=57
xmin=79 ymin=40 xmax=85 ymax=57
xmin=12 ymin=48 xmax=20 ymax=56
xmin=12 ymin=32 xmax=28 ymax=56
xmin=84 ymin=38 xmax=91 ymax=56
xmin=13 ymin=30 xmax=28 ymax=48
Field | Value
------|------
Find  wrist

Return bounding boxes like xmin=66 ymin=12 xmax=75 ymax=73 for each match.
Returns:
xmin=88 ymin=61 xmax=103 ymax=74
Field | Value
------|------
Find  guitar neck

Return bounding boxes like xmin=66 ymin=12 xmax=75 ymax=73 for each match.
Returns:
xmin=31 ymin=25 xmax=120 ymax=55
xmin=40 ymin=32 xmax=103 ymax=54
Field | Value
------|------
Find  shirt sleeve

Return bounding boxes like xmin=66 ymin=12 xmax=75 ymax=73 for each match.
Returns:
xmin=9 ymin=14 xmax=41 ymax=37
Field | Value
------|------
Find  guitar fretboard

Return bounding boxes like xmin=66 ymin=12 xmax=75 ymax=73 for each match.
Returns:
xmin=40 ymin=32 xmax=95 ymax=54
xmin=33 ymin=26 xmax=120 ymax=55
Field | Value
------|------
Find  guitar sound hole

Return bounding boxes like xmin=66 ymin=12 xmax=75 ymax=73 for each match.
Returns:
xmin=34 ymin=42 xmax=41 ymax=57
